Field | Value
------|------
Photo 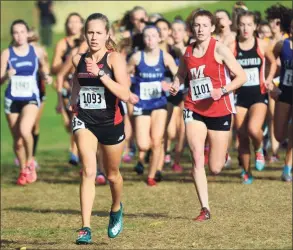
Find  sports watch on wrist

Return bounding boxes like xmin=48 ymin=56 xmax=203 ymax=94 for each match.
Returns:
xmin=98 ymin=69 xmax=105 ymax=78
xmin=220 ymin=87 xmax=228 ymax=95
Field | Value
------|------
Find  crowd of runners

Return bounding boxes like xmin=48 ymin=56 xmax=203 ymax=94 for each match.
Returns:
xmin=1 ymin=1 xmax=292 ymax=244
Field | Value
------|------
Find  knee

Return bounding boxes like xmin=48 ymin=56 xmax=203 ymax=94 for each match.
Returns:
xmin=274 ymin=130 xmax=285 ymax=143
xmin=82 ymin=167 xmax=96 ymax=179
xmin=151 ymin=138 xmax=163 ymax=148
xmin=248 ymin=126 xmax=260 ymax=139
xmin=14 ymin=138 xmax=24 ymax=150
xmin=137 ymin=142 xmax=150 ymax=152
xmin=19 ymin=126 xmax=32 ymax=138
xmin=107 ymin=171 xmax=122 ymax=184
xmin=209 ymin=163 xmax=224 ymax=175
xmin=33 ymin=124 xmax=40 ymax=135
xmin=167 ymin=127 xmax=176 ymax=140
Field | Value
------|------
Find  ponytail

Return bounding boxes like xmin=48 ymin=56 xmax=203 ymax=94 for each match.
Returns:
xmin=106 ymin=36 xmax=118 ymax=52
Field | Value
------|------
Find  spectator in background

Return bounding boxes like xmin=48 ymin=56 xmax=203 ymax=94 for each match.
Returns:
xmin=36 ymin=0 xmax=56 ymax=47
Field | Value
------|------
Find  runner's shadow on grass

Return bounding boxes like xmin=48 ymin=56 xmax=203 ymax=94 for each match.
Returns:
xmin=5 ymin=207 xmax=185 ymax=219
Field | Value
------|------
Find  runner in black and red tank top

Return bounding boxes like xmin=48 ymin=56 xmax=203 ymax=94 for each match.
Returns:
xmin=170 ymin=9 xmax=247 ymax=221
xmin=75 ymin=52 xmax=123 ymax=126
xmin=69 ymin=13 xmax=130 ymax=244
xmin=231 ymin=11 xmax=277 ymax=184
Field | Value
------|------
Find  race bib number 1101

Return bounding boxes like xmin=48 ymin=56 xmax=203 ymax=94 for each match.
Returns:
xmin=190 ymin=77 xmax=213 ymax=101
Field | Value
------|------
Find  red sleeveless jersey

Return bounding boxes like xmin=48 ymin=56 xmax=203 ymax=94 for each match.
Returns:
xmin=184 ymin=38 xmax=236 ymax=117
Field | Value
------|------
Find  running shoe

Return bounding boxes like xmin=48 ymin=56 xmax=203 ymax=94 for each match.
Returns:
xmin=269 ymin=154 xmax=280 ymax=164
xmin=122 ymin=153 xmax=132 ymax=163
xmin=76 ymin=227 xmax=92 ymax=245
xmin=193 ymin=207 xmax=210 ymax=222
xmin=240 ymin=168 xmax=246 ymax=178
xmin=164 ymin=153 xmax=171 ymax=164
xmin=147 ymin=177 xmax=157 ymax=186
xmin=134 ymin=162 xmax=144 ymax=175
xmin=16 ymin=169 xmax=27 ymax=186
xmin=172 ymin=163 xmax=183 ymax=173
xmin=96 ymin=172 xmax=107 ymax=185
xmin=255 ymin=149 xmax=265 ymax=171
xmin=281 ymin=166 xmax=292 ymax=182
xmin=108 ymin=203 xmax=123 ymax=238
xmin=26 ymin=161 xmax=37 ymax=184
xmin=154 ymin=170 xmax=163 ymax=182
xmin=69 ymin=152 xmax=79 ymax=166
xmin=242 ymin=172 xmax=254 ymax=184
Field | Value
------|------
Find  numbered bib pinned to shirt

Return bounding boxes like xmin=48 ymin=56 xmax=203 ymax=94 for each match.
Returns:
xmin=140 ymin=81 xmax=162 ymax=100
xmin=283 ymin=69 xmax=293 ymax=87
xmin=79 ymin=86 xmax=106 ymax=109
xmin=243 ymin=68 xmax=260 ymax=87
xmin=11 ymin=75 xmax=35 ymax=97
xmin=190 ymin=77 xmax=213 ymax=101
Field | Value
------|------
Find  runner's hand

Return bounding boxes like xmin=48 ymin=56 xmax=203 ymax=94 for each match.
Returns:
xmin=211 ymin=88 xmax=222 ymax=101
xmin=269 ymin=86 xmax=282 ymax=101
xmin=56 ymin=101 xmax=64 ymax=114
xmin=68 ymin=103 xmax=78 ymax=114
xmin=129 ymin=92 xmax=139 ymax=104
xmin=264 ymin=79 xmax=275 ymax=91
xmin=85 ymin=57 xmax=100 ymax=76
xmin=170 ymin=78 xmax=180 ymax=96
xmin=8 ymin=68 xmax=16 ymax=78
xmin=44 ymin=74 xmax=53 ymax=85
xmin=161 ymin=81 xmax=171 ymax=92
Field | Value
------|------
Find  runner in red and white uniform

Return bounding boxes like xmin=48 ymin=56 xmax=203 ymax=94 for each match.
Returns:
xmin=170 ymin=9 xmax=246 ymax=221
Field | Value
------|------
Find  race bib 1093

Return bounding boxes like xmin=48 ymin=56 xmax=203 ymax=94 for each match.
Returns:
xmin=79 ymin=86 xmax=106 ymax=109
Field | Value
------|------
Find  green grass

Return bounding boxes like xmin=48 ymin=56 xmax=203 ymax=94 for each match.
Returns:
xmin=1 ymin=2 xmax=292 ymax=249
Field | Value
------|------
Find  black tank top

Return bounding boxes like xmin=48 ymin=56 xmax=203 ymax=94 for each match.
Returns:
xmin=235 ymin=37 xmax=265 ymax=94
xmin=61 ymin=38 xmax=73 ymax=63
xmin=76 ymin=52 xmax=123 ymax=127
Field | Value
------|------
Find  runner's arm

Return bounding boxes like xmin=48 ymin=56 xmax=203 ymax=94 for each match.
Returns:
xmin=217 ymin=43 xmax=247 ymax=93
xmin=51 ymin=39 xmax=66 ymax=75
xmin=100 ymin=52 xmax=130 ymax=102
xmin=263 ymin=41 xmax=277 ymax=83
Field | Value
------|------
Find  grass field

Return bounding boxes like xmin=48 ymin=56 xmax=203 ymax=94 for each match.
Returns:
xmin=1 ymin=1 xmax=293 ymax=249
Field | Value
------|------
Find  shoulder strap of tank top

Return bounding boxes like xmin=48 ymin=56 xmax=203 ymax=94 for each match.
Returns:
xmin=77 ymin=53 xmax=86 ymax=69
xmin=185 ymin=43 xmax=193 ymax=56
xmin=206 ymin=37 xmax=216 ymax=55
xmin=159 ymin=49 xmax=164 ymax=65
xmin=8 ymin=46 xmax=14 ymax=58
xmin=235 ymin=36 xmax=241 ymax=53
xmin=254 ymin=37 xmax=258 ymax=50
xmin=65 ymin=37 xmax=71 ymax=48
xmin=140 ymin=50 xmax=145 ymax=64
